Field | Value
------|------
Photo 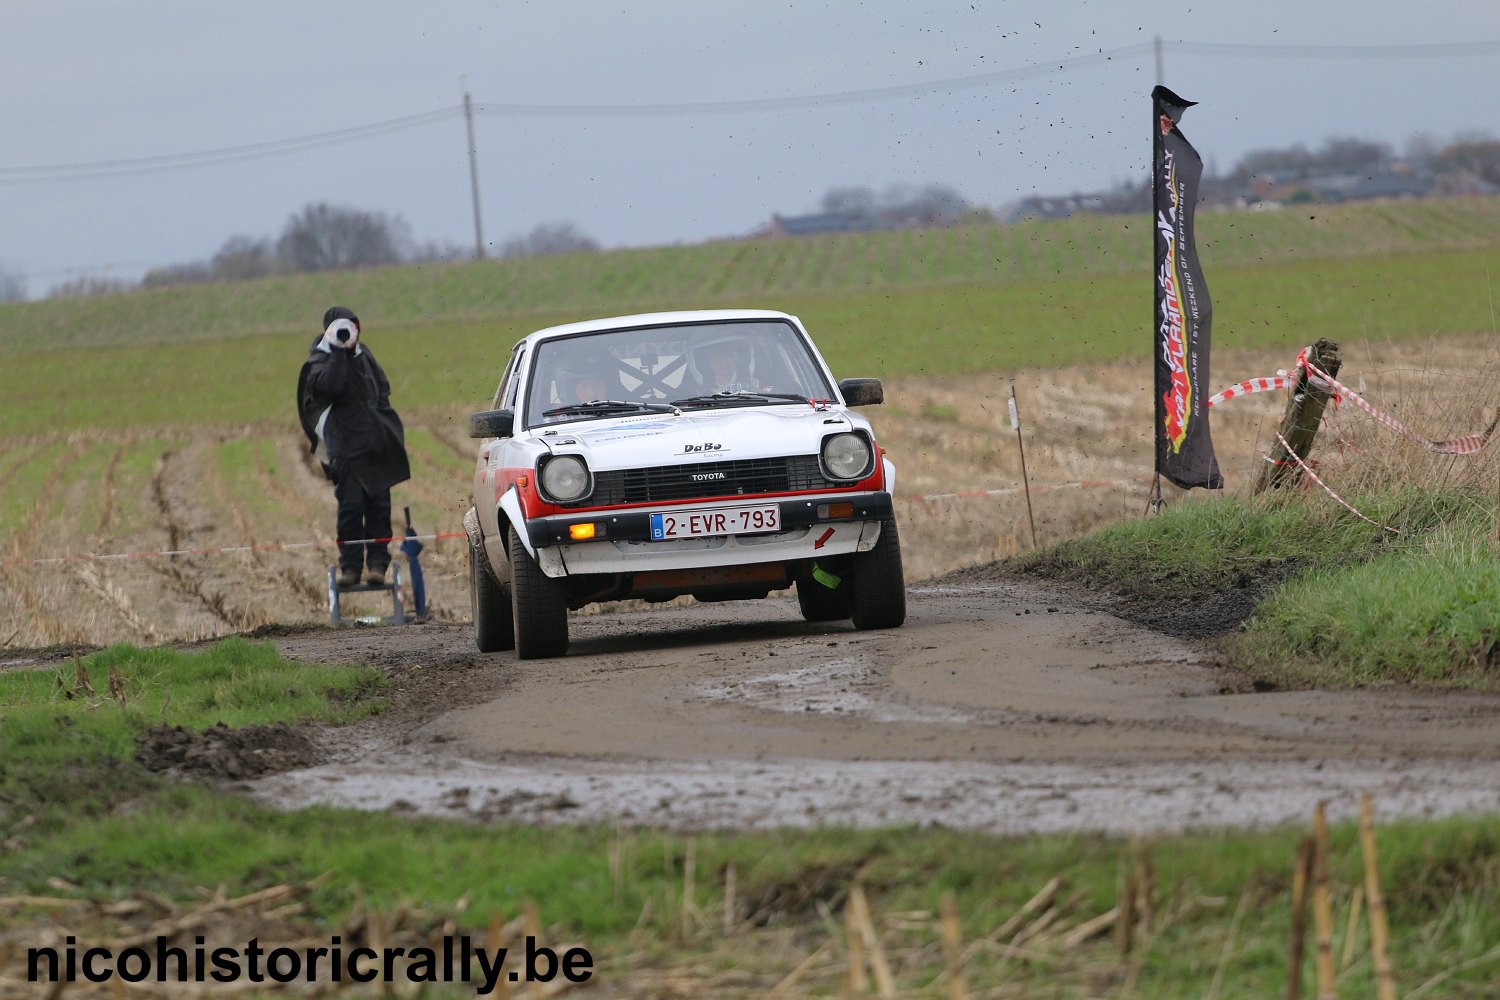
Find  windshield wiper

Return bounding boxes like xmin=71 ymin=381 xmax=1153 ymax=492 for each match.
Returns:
xmin=671 ymin=391 xmax=813 ymax=408
xmin=542 ymin=399 xmax=680 ymax=418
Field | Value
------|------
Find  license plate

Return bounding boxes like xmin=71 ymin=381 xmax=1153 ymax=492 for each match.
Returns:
xmin=650 ymin=505 xmax=780 ymax=540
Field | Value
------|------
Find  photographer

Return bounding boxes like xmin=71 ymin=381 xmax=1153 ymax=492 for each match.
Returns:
xmin=297 ymin=306 xmax=411 ymax=587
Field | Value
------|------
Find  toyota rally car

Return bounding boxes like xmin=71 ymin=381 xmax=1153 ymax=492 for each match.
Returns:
xmin=464 ymin=309 xmax=905 ymax=658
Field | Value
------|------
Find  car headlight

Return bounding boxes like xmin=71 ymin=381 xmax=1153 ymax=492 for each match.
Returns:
xmin=539 ymin=455 xmax=591 ymax=502
xmin=821 ymin=433 xmax=873 ymax=481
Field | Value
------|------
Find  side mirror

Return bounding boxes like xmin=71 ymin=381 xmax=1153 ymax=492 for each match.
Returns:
xmin=838 ymin=378 xmax=884 ymax=406
xmin=469 ymin=408 xmax=515 ymax=439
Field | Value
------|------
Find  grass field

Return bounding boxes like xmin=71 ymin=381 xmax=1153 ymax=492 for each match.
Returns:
xmin=2 ymin=641 xmax=1498 ymax=997
xmin=1 ymin=197 xmax=1498 ymax=668
xmin=3 ymin=203 xmax=1500 ymax=997
xmin=4 ymin=195 xmax=1499 ymax=354
xmin=5 ymin=199 xmax=1500 ymax=439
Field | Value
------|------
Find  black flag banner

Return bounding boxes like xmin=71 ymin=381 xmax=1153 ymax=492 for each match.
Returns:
xmin=1152 ymin=86 xmax=1223 ymax=490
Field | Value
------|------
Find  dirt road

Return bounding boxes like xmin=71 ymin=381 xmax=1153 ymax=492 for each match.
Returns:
xmin=252 ymin=576 xmax=1500 ymax=835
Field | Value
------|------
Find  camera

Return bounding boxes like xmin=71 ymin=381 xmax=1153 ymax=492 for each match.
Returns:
xmin=335 ymin=327 xmax=353 ymax=344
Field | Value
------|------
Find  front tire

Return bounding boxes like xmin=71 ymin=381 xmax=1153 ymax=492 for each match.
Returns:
xmin=509 ymin=526 xmax=570 ymax=659
xmin=470 ymin=539 xmax=514 ymax=652
xmin=849 ymin=515 xmax=906 ymax=630
xmin=796 ymin=568 xmax=851 ymax=622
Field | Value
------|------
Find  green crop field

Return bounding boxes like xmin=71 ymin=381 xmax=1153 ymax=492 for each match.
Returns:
xmin=3 ymin=197 xmax=1499 ymax=438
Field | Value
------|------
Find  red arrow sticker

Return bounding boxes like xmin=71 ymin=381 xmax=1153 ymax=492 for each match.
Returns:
xmin=814 ymin=527 xmax=835 ymax=549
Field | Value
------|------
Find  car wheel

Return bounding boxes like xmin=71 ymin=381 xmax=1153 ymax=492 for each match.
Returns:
xmin=509 ymin=525 xmax=570 ymax=659
xmin=796 ymin=571 xmax=851 ymax=622
xmin=470 ymin=538 xmax=514 ymax=652
xmin=849 ymin=515 xmax=907 ymax=630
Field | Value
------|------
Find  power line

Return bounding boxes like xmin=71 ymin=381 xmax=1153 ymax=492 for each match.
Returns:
xmin=476 ymin=43 xmax=1158 ymax=117
xmin=3 ymin=37 xmax=1497 ymax=185
xmin=471 ymin=38 xmax=1500 ymax=116
xmin=1170 ymin=39 xmax=1500 ymax=60
xmin=0 ymin=108 xmax=461 ymax=184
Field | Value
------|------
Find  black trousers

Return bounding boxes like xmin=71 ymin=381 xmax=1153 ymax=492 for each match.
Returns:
xmin=334 ymin=472 xmax=392 ymax=574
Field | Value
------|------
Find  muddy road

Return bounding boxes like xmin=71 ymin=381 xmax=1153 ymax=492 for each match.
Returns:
xmin=252 ymin=577 xmax=1500 ymax=835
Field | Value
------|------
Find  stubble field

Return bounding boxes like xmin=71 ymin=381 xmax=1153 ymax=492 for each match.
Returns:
xmin=3 ymin=332 xmax=1496 ymax=648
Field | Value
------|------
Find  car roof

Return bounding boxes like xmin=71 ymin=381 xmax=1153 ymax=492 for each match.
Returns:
xmin=523 ymin=309 xmax=801 ymax=343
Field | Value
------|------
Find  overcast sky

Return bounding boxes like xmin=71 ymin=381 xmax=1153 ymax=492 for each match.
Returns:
xmin=4 ymin=1 xmax=1499 ymax=296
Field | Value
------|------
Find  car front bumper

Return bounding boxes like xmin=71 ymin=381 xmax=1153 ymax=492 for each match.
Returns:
xmin=524 ymin=491 xmax=892 ymax=577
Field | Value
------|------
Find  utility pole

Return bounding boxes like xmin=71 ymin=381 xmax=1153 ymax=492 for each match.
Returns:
xmin=1154 ymin=35 xmax=1164 ymax=86
xmin=462 ymin=78 xmax=485 ymax=259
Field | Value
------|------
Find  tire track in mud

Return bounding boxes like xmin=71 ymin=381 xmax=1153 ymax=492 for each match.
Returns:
xmin=95 ymin=443 xmax=125 ymax=536
xmin=0 ymin=440 xmax=49 ymax=500
xmin=65 ymin=434 xmax=161 ymax=645
xmin=248 ymin=435 xmax=336 ymax=616
xmin=426 ymin=421 xmax=478 ymax=464
xmin=1 ymin=438 xmax=100 ymax=645
xmin=149 ymin=443 xmax=263 ymax=634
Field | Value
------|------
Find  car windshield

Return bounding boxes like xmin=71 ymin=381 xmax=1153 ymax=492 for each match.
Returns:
xmin=524 ymin=320 xmax=836 ymax=427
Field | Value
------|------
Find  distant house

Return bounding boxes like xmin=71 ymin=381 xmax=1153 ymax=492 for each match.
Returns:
xmin=753 ymin=212 xmax=876 ymax=239
xmin=1247 ymin=167 xmax=1435 ymax=206
xmin=996 ymin=195 xmax=1103 ymax=224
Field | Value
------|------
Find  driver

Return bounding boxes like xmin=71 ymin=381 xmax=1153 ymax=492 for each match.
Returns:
xmin=569 ymin=373 xmax=610 ymax=403
xmin=694 ymin=338 xmax=757 ymax=393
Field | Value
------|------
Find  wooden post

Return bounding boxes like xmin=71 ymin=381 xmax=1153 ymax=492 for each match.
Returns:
xmin=1360 ymin=793 xmax=1398 ymax=1000
xmin=939 ymin=891 xmax=970 ymax=1000
xmin=1008 ymin=381 xmax=1038 ymax=549
xmin=1312 ymin=803 xmax=1336 ymax=1000
xmin=1287 ymin=835 xmax=1314 ymax=1000
xmin=846 ymin=885 xmax=869 ymax=996
xmin=1255 ymin=338 xmax=1342 ymax=494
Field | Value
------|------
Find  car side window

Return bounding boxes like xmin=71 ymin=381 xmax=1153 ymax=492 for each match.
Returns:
xmin=492 ymin=346 xmax=526 ymax=410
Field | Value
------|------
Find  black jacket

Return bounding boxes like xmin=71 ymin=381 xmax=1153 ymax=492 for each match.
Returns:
xmin=297 ymin=337 xmax=411 ymax=492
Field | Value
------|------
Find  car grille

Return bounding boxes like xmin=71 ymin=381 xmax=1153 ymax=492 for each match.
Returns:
xmin=583 ymin=455 xmax=835 ymax=506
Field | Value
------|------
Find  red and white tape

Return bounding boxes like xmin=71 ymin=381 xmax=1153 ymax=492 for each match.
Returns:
xmin=1301 ymin=356 xmax=1500 ymax=456
xmin=1271 ymin=432 xmax=1399 ymax=534
xmin=1207 ymin=373 xmax=1293 ymax=408
xmin=905 ymin=479 xmax=1147 ymax=503
xmin=1213 ymin=346 xmax=1498 ymax=456
xmin=1 ymin=482 xmax=1145 ymax=568
xmin=1 ymin=533 xmax=467 ymax=568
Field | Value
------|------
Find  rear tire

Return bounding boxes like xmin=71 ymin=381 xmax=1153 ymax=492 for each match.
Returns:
xmin=470 ymin=539 xmax=514 ymax=652
xmin=509 ymin=526 xmax=570 ymax=659
xmin=849 ymin=515 xmax=906 ymax=630
xmin=796 ymin=571 xmax=851 ymax=622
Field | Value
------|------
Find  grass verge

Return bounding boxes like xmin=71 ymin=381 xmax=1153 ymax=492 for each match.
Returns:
xmin=1014 ymin=485 xmax=1500 ymax=687
xmin=1 ymin=640 xmax=1498 ymax=995
xmin=0 ymin=638 xmax=384 ymax=831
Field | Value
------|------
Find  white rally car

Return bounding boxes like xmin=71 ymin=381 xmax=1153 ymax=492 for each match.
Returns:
xmin=464 ymin=309 xmax=905 ymax=658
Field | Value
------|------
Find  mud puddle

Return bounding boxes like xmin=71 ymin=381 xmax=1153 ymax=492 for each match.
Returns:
xmin=253 ymin=584 xmax=1500 ymax=835
xmin=249 ymin=752 xmax=1500 ymax=834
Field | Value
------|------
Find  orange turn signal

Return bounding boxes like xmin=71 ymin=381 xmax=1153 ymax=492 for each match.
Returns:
xmin=818 ymin=502 xmax=855 ymax=519
xmin=568 ymin=522 xmax=597 ymax=541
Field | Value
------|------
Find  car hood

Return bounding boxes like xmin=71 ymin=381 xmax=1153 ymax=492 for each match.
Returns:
xmin=539 ymin=405 xmax=865 ymax=471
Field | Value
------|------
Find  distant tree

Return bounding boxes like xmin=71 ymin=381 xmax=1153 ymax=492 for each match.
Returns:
xmin=1437 ymin=139 xmax=1500 ymax=186
xmin=1315 ymin=137 xmax=1392 ymax=173
xmin=1403 ymin=132 xmax=1440 ymax=164
xmin=0 ymin=266 xmax=25 ymax=303
xmin=48 ymin=276 xmax=130 ymax=300
xmin=890 ymin=183 xmax=970 ymax=225
xmin=211 ymin=234 xmax=283 ymax=281
xmin=276 ymin=203 xmax=410 ymax=273
xmin=497 ymin=222 xmax=599 ymax=258
xmin=820 ymin=186 xmax=877 ymax=220
xmin=1233 ymin=144 xmax=1315 ymax=181
xmin=140 ymin=262 xmax=212 ymax=288
xmin=408 ymin=239 xmax=475 ymax=264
